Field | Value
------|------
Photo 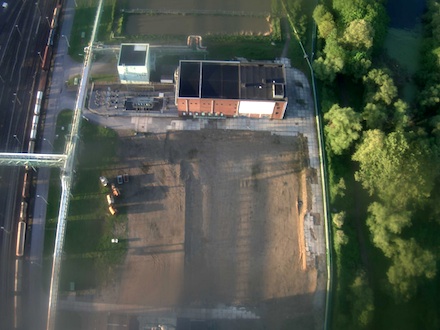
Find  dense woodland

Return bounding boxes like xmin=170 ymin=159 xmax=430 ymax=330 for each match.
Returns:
xmin=312 ymin=0 xmax=440 ymax=328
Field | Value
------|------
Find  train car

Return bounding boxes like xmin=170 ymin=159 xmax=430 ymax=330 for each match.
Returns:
xmin=50 ymin=5 xmax=61 ymax=30
xmin=41 ymin=45 xmax=52 ymax=71
xmin=47 ymin=28 xmax=55 ymax=46
xmin=34 ymin=91 xmax=42 ymax=115
xmin=13 ymin=294 xmax=21 ymax=329
xmin=21 ymin=171 xmax=31 ymax=200
xmin=19 ymin=201 xmax=28 ymax=223
xmin=27 ymin=140 xmax=36 ymax=154
xmin=15 ymin=221 xmax=26 ymax=257
xmin=29 ymin=112 xmax=39 ymax=141
xmin=13 ymin=259 xmax=22 ymax=328
xmin=38 ymin=70 xmax=48 ymax=92
xmin=17 ymin=1 xmax=63 ymax=241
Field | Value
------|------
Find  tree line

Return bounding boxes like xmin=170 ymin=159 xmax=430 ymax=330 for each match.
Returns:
xmin=313 ymin=0 xmax=440 ymax=328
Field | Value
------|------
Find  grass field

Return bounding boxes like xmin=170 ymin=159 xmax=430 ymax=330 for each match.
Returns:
xmin=66 ymin=0 xmax=316 ymax=72
xmin=44 ymin=110 xmax=127 ymax=293
xmin=127 ymin=0 xmax=270 ymax=12
xmin=384 ymin=27 xmax=423 ymax=102
xmin=67 ymin=0 xmax=116 ymax=61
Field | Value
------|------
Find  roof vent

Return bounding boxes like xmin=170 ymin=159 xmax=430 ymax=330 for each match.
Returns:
xmin=272 ymin=83 xmax=285 ymax=99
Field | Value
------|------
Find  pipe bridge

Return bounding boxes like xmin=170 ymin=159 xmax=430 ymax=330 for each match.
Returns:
xmin=0 ymin=152 xmax=67 ymax=168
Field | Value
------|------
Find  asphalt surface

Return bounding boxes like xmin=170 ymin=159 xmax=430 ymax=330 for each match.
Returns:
xmin=0 ymin=0 xmax=59 ymax=329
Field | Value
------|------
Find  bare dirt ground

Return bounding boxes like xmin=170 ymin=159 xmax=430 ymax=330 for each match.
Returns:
xmin=95 ymin=128 xmax=320 ymax=329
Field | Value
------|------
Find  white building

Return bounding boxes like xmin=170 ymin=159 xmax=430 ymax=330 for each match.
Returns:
xmin=117 ymin=43 xmax=150 ymax=84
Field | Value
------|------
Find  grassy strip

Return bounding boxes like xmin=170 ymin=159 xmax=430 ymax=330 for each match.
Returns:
xmin=384 ymin=27 xmax=422 ymax=103
xmin=44 ymin=110 xmax=74 ymax=258
xmin=67 ymin=0 xmax=117 ymax=61
xmin=204 ymin=35 xmax=283 ymax=60
xmin=44 ymin=110 xmax=127 ymax=293
xmin=327 ymin=153 xmax=374 ymax=329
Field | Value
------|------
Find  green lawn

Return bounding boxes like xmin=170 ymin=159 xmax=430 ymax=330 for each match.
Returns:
xmin=384 ymin=27 xmax=423 ymax=102
xmin=67 ymin=0 xmax=117 ymax=61
xmin=204 ymin=36 xmax=283 ymax=60
xmin=44 ymin=110 xmax=127 ymax=293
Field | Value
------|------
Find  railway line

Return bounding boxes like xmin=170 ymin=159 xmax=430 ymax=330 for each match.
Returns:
xmin=0 ymin=0 xmax=62 ymax=328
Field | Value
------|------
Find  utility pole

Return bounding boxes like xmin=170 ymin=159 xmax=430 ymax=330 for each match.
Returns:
xmin=13 ymin=134 xmax=22 ymax=146
xmin=36 ymin=194 xmax=49 ymax=205
xmin=15 ymin=25 xmax=22 ymax=38
xmin=0 ymin=226 xmax=11 ymax=235
xmin=13 ymin=92 xmax=22 ymax=105
xmin=61 ymin=35 xmax=70 ymax=48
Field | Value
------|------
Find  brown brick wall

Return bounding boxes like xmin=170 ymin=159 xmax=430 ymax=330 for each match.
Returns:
xmin=177 ymin=97 xmax=287 ymax=119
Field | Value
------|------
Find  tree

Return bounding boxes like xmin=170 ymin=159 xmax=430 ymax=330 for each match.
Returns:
xmin=353 ymin=130 xmax=437 ymax=208
xmin=349 ymin=271 xmax=374 ymax=328
xmin=342 ymin=19 xmax=374 ymax=50
xmin=313 ymin=55 xmax=344 ymax=83
xmin=367 ymin=203 xmax=437 ymax=301
xmin=324 ymin=104 xmax=362 ymax=155
xmin=333 ymin=0 xmax=369 ymax=23
xmin=387 ymin=238 xmax=436 ymax=301
xmin=419 ymin=83 xmax=440 ymax=109
xmin=366 ymin=202 xmax=411 ymax=261
xmin=362 ymin=102 xmax=387 ymax=129
xmin=332 ymin=211 xmax=346 ymax=228
xmin=427 ymin=0 xmax=440 ymax=44
xmin=345 ymin=51 xmax=372 ymax=79
xmin=363 ymin=69 xmax=398 ymax=105
xmin=368 ymin=202 xmax=412 ymax=236
xmin=285 ymin=0 xmax=307 ymax=42
xmin=313 ymin=4 xmax=336 ymax=39
xmin=392 ymin=99 xmax=410 ymax=129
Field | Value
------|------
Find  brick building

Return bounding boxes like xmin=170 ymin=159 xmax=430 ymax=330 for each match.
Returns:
xmin=176 ymin=60 xmax=287 ymax=119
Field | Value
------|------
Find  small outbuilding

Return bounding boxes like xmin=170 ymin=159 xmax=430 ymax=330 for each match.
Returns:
xmin=117 ymin=43 xmax=150 ymax=84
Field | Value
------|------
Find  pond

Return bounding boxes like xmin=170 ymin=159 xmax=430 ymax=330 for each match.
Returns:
xmin=386 ymin=0 xmax=427 ymax=29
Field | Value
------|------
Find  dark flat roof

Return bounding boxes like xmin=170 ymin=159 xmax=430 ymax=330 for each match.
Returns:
xmin=178 ymin=61 xmax=286 ymax=100
xmin=118 ymin=44 xmax=148 ymax=66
